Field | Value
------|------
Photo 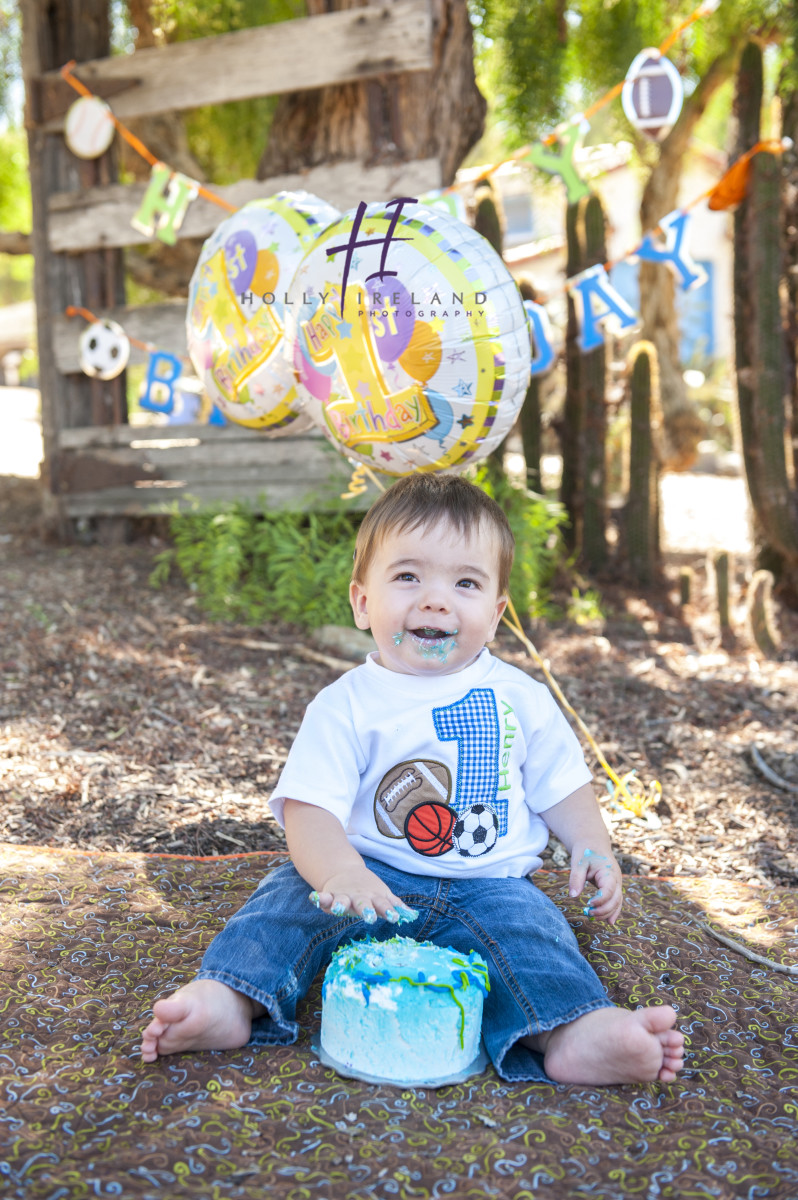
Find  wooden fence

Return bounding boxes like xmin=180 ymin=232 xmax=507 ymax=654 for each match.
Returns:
xmin=21 ymin=0 xmax=439 ymax=531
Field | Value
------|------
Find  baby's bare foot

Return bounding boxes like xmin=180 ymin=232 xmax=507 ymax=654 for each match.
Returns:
xmin=140 ymin=979 xmax=259 ymax=1063
xmin=526 ymin=1005 xmax=684 ymax=1085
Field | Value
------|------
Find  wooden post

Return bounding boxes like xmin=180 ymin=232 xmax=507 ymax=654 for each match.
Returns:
xmin=20 ymin=0 xmax=127 ymax=535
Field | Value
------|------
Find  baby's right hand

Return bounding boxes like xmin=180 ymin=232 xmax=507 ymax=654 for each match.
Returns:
xmin=310 ymin=868 xmax=418 ymax=926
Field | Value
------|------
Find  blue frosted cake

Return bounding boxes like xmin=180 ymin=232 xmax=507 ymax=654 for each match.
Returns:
xmin=320 ymin=936 xmax=489 ymax=1083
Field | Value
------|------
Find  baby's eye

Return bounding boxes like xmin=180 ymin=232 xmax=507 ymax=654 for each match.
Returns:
xmin=395 ymin=572 xmax=417 ymax=583
xmin=457 ymin=578 xmax=480 ymax=590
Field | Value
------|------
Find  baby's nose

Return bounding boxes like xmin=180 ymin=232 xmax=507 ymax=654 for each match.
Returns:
xmin=421 ymin=587 xmax=450 ymax=611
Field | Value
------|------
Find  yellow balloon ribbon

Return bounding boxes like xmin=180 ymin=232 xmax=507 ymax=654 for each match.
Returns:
xmin=501 ymin=598 xmax=662 ymax=818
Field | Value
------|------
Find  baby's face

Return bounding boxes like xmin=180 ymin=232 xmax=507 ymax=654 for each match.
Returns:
xmin=349 ymin=518 xmax=507 ymax=676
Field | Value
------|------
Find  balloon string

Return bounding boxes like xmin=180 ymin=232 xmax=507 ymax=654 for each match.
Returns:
xmin=341 ymin=461 xmax=387 ymax=499
xmin=501 ymin=597 xmax=660 ymax=815
xmin=60 ymin=61 xmax=237 ymax=213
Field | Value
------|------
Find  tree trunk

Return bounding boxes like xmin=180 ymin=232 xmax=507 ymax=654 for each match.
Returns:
xmin=734 ymin=42 xmax=798 ymax=606
xmin=639 ymin=41 xmax=743 ymax=466
xmin=258 ymin=0 xmax=485 ymax=186
xmin=123 ymin=0 xmax=207 ymax=299
xmin=782 ymin=79 xmax=798 ymax=485
xmin=21 ymin=0 xmax=127 ymax=448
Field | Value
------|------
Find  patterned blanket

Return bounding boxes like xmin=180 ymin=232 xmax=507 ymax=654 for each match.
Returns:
xmin=2 ymin=844 xmax=796 ymax=1199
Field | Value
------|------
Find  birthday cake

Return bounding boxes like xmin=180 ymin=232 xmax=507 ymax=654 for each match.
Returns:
xmin=320 ymin=936 xmax=489 ymax=1084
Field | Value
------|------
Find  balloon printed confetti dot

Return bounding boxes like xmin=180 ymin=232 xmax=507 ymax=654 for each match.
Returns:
xmin=283 ymin=199 xmax=532 ymax=474
xmin=186 ymin=191 xmax=339 ymax=430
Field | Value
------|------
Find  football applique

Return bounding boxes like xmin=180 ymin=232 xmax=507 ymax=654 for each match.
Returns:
xmin=374 ymin=759 xmax=452 ymax=839
xmin=453 ymin=803 xmax=499 ymax=857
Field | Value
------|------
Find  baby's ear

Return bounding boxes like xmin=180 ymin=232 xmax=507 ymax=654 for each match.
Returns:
xmin=349 ymin=580 xmax=371 ymax=630
xmin=488 ymin=594 xmax=508 ymax=639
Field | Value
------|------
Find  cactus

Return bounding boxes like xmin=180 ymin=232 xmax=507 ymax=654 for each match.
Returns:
xmin=625 ymin=341 xmax=662 ymax=585
xmin=474 ymin=181 xmax=504 ymax=257
xmin=518 ymin=278 xmax=543 ymax=491
xmin=474 ymin=182 xmax=508 ymax=481
xmin=734 ymin=41 xmax=798 ymax=604
xmin=712 ymin=551 xmax=735 ymax=647
xmin=562 ymin=192 xmax=608 ymax=568
xmin=746 ymin=569 xmax=780 ymax=656
xmin=679 ymin=567 xmax=693 ymax=607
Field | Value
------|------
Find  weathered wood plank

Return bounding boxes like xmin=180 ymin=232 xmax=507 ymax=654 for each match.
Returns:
xmin=57 ymin=421 xmax=299 ymax=449
xmin=47 ymin=159 xmax=442 ymax=254
xmin=59 ymin=478 xmax=364 ymax=517
xmin=39 ymin=0 xmax=433 ymax=129
xmin=52 ymin=427 xmax=368 ymax=515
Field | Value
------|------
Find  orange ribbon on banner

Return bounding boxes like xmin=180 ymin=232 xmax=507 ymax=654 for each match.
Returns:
xmin=60 ymin=61 xmax=237 ymax=214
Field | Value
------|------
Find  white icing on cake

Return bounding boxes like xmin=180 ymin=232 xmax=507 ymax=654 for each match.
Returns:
xmin=320 ymin=936 xmax=489 ymax=1083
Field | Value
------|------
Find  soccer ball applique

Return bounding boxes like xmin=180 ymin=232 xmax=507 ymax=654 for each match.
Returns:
xmin=452 ymin=803 xmax=499 ymax=857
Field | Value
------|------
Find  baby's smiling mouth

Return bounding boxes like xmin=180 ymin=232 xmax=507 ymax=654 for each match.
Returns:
xmin=410 ymin=626 xmax=457 ymax=640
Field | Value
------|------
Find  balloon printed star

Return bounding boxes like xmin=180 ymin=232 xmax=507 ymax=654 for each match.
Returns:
xmin=447 ymin=349 xmax=466 ymax=363
xmin=458 ymin=414 xmax=474 ymax=429
xmin=356 ymin=381 xmax=371 ymax=398
xmin=453 ymin=379 xmax=473 ymax=397
xmin=336 ymin=320 xmax=353 ymax=339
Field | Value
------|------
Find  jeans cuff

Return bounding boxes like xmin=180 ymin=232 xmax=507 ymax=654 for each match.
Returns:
xmin=492 ymin=996 xmax=616 ymax=1082
xmin=195 ymin=968 xmax=299 ymax=1047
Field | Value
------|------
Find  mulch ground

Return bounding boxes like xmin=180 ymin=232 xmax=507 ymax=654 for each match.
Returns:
xmin=1 ymin=474 xmax=796 ymax=888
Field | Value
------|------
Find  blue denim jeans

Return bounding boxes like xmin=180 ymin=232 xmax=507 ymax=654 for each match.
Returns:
xmin=197 ymin=856 xmax=614 ymax=1081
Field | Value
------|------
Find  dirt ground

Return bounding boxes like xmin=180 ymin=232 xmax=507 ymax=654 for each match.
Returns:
xmin=1 ymin=472 xmax=796 ymax=888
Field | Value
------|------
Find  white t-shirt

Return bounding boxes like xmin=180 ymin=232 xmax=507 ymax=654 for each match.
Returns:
xmin=270 ymin=648 xmax=592 ymax=878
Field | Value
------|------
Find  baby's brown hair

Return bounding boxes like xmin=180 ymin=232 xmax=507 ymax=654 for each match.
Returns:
xmin=352 ymin=474 xmax=514 ymax=595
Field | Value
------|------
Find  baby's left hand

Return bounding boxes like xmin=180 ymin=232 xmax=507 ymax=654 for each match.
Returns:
xmin=568 ymin=846 xmax=624 ymax=924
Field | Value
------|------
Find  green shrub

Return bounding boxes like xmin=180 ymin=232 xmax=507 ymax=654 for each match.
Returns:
xmin=152 ymin=477 xmax=567 ymax=629
xmin=151 ymin=499 xmax=360 ymax=628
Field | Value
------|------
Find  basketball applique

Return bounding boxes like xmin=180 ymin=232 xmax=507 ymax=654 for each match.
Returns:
xmin=453 ymin=803 xmax=499 ymax=857
xmin=374 ymin=759 xmax=452 ymax=839
xmin=405 ymin=802 xmax=456 ymax=857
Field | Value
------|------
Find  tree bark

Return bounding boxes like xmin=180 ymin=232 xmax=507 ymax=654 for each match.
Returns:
xmin=258 ymin=0 xmax=486 ymax=186
xmin=122 ymin=0 xmax=207 ymax=300
xmin=734 ymin=42 xmax=798 ymax=607
xmin=21 ymin=0 xmax=127 ymax=451
xmin=638 ymin=40 xmax=744 ymax=466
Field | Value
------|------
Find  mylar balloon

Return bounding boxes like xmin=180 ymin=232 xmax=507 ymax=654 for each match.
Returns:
xmin=186 ymin=191 xmax=339 ymax=429
xmin=283 ymin=199 xmax=531 ymax=474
